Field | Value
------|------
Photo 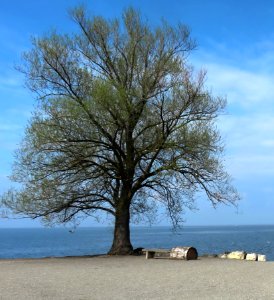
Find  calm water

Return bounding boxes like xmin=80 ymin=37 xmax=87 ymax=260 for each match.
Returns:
xmin=0 ymin=225 xmax=273 ymax=260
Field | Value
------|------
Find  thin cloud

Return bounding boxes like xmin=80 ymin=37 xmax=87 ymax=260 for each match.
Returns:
xmin=0 ymin=77 xmax=21 ymax=88
xmin=193 ymin=50 xmax=274 ymax=179
xmin=0 ymin=72 xmax=25 ymax=91
xmin=227 ymin=154 xmax=274 ymax=178
xmin=219 ymin=114 xmax=274 ymax=177
xmin=205 ymin=63 xmax=274 ymax=109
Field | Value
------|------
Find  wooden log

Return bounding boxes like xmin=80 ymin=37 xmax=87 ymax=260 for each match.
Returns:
xmin=170 ymin=246 xmax=198 ymax=260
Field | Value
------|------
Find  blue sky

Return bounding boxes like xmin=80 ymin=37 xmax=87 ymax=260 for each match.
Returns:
xmin=1 ymin=0 xmax=274 ymax=227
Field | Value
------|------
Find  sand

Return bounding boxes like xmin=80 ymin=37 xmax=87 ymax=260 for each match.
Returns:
xmin=0 ymin=256 xmax=274 ymax=299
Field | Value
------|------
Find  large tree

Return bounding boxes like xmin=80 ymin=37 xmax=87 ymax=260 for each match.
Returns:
xmin=1 ymin=7 xmax=239 ymax=254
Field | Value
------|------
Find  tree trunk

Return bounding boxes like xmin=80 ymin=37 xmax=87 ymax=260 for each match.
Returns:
xmin=108 ymin=204 xmax=133 ymax=255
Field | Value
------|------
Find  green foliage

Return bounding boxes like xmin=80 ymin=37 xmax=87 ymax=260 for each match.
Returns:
xmin=2 ymin=6 xmax=239 ymax=228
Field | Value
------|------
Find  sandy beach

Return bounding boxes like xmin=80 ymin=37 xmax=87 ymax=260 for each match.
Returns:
xmin=0 ymin=255 xmax=273 ymax=299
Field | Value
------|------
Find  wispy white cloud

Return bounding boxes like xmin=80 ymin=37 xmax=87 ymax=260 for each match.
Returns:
xmin=0 ymin=71 xmax=25 ymax=92
xmin=219 ymin=110 xmax=274 ymax=178
xmin=192 ymin=48 xmax=274 ymax=179
xmin=219 ymin=114 xmax=274 ymax=149
xmin=0 ymin=76 xmax=22 ymax=88
xmin=226 ymin=154 xmax=274 ymax=178
xmin=206 ymin=63 xmax=274 ymax=109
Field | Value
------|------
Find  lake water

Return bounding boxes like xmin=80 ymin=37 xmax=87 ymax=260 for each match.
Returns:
xmin=0 ymin=225 xmax=273 ymax=260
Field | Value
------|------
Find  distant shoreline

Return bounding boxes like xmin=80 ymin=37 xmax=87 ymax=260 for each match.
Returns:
xmin=1 ymin=223 xmax=274 ymax=229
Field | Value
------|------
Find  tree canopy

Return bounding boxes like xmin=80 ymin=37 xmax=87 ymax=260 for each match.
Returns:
xmin=1 ymin=6 xmax=239 ymax=254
